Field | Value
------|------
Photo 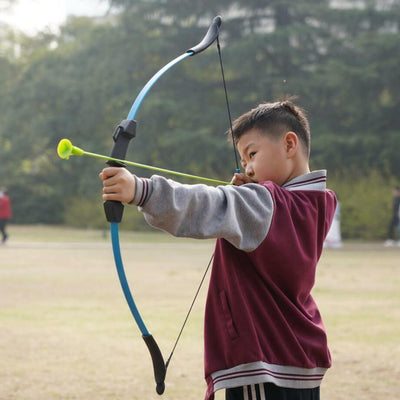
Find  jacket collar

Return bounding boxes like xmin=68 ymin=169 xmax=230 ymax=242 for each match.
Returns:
xmin=282 ymin=170 xmax=327 ymax=192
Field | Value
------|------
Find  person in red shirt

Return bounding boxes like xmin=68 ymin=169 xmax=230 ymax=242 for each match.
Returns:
xmin=0 ymin=188 xmax=12 ymax=244
xmin=99 ymin=100 xmax=336 ymax=400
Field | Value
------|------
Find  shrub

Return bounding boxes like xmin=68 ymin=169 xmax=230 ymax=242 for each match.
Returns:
xmin=328 ymin=169 xmax=397 ymax=240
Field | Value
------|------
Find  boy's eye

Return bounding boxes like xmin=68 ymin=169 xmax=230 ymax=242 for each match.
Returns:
xmin=249 ymin=151 xmax=256 ymax=158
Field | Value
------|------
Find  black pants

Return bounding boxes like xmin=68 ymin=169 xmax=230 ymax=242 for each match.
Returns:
xmin=0 ymin=218 xmax=8 ymax=242
xmin=387 ymin=216 xmax=400 ymax=240
xmin=226 ymin=383 xmax=320 ymax=400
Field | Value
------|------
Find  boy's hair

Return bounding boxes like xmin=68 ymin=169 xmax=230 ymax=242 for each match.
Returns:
xmin=231 ymin=100 xmax=311 ymax=158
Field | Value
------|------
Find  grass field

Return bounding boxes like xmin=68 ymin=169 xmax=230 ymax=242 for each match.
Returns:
xmin=1 ymin=225 xmax=399 ymax=400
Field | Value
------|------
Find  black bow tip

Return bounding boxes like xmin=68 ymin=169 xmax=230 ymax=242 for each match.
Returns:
xmin=156 ymin=382 xmax=165 ymax=395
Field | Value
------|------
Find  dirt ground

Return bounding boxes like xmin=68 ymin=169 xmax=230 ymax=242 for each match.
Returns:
xmin=0 ymin=226 xmax=399 ymax=399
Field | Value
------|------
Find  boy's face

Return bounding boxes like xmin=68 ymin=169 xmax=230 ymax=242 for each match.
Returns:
xmin=237 ymin=129 xmax=292 ymax=185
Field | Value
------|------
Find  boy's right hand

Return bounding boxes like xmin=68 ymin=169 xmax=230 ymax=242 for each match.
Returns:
xmin=231 ymin=173 xmax=255 ymax=186
xmin=99 ymin=167 xmax=136 ymax=204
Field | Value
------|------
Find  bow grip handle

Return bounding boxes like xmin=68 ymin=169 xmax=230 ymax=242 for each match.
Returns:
xmin=104 ymin=120 xmax=137 ymax=223
xmin=143 ymin=334 xmax=167 ymax=395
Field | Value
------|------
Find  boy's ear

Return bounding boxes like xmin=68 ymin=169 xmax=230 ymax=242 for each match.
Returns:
xmin=284 ymin=131 xmax=299 ymax=158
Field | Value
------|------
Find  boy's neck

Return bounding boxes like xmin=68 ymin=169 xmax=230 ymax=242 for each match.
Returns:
xmin=285 ymin=160 xmax=310 ymax=184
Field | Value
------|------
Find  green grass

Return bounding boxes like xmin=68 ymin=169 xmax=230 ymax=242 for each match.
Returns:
xmin=1 ymin=225 xmax=399 ymax=399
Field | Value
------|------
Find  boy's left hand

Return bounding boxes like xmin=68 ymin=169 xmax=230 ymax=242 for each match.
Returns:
xmin=231 ymin=172 xmax=255 ymax=186
xmin=99 ymin=167 xmax=136 ymax=203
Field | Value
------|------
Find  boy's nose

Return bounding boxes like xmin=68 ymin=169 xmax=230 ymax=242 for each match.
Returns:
xmin=245 ymin=166 xmax=254 ymax=177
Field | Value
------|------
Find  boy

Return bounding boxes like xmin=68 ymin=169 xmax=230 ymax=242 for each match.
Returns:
xmin=100 ymin=100 xmax=337 ymax=400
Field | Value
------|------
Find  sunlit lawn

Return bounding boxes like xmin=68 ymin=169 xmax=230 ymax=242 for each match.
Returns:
xmin=1 ymin=225 xmax=399 ymax=399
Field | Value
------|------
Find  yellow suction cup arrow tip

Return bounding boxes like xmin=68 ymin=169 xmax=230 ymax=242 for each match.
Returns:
xmin=57 ymin=139 xmax=73 ymax=159
xmin=57 ymin=138 xmax=84 ymax=159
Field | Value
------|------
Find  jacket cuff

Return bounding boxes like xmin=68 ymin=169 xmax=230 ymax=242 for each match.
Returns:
xmin=130 ymin=176 xmax=152 ymax=207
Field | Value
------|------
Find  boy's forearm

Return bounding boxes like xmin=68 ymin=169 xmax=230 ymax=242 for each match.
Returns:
xmin=131 ymin=175 xmax=274 ymax=252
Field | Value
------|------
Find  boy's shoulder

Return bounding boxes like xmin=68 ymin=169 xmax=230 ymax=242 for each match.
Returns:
xmin=259 ymin=170 xmax=336 ymax=215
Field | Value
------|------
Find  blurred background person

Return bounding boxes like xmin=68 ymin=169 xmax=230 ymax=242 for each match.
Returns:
xmin=324 ymin=198 xmax=343 ymax=249
xmin=0 ymin=187 xmax=12 ymax=244
xmin=384 ymin=186 xmax=400 ymax=247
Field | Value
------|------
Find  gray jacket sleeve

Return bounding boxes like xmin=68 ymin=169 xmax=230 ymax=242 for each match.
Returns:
xmin=131 ymin=175 xmax=274 ymax=252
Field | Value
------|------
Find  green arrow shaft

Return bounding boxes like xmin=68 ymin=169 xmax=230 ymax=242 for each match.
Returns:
xmin=83 ymin=150 xmax=229 ymax=185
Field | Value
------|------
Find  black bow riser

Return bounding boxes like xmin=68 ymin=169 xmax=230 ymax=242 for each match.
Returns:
xmin=103 ymin=119 xmax=137 ymax=223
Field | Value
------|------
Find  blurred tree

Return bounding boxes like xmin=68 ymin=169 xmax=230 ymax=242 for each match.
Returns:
xmin=0 ymin=0 xmax=399 ymax=238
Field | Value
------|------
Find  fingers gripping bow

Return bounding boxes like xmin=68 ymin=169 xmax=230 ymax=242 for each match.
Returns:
xmin=104 ymin=16 xmax=222 ymax=395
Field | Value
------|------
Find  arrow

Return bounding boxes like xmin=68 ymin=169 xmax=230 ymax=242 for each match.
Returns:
xmin=57 ymin=138 xmax=229 ymax=186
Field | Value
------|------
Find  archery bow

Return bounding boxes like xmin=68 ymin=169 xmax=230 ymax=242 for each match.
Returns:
xmin=103 ymin=16 xmax=225 ymax=395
